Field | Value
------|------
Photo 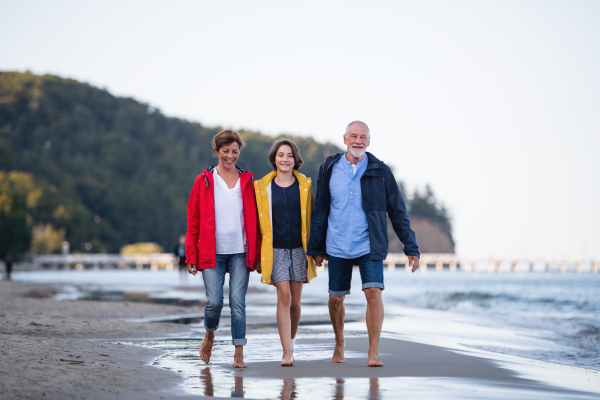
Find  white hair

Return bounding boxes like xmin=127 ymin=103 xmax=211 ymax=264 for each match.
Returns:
xmin=344 ymin=121 xmax=370 ymax=138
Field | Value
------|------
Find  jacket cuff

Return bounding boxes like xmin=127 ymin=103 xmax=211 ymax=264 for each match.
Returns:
xmin=405 ymin=251 xmax=420 ymax=258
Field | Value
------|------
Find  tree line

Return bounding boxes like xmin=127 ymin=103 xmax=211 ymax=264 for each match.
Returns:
xmin=0 ymin=71 xmax=452 ymax=259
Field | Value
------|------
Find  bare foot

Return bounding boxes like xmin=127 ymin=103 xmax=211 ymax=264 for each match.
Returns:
xmin=199 ymin=332 xmax=214 ymax=364
xmin=281 ymin=352 xmax=294 ymax=367
xmin=233 ymin=346 xmax=247 ymax=368
xmin=330 ymin=340 xmax=345 ymax=363
xmin=368 ymin=350 xmax=384 ymax=367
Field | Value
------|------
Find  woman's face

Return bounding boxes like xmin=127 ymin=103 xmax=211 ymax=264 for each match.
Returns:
xmin=217 ymin=142 xmax=240 ymax=171
xmin=275 ymin=144 xmax=295 ymax=173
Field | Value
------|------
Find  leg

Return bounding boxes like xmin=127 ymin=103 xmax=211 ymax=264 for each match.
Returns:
xmin=200 ymin=258 xmax=227 ymax=363
xmin=200 ymin=331 xmax=215 ymax=364
xmin=358 ymin=255 xmax=385 ymax=367
xmin=364 ymin=288 xmax=384 ymax=366
xmin=289 ymin=281 xmax=304 ymax=342
xmin=326 ymin=255 xmax=353 ymax=363
xmin=329 ymin=294 xmax=346 ymax=363
xmin=228 ymin=253 xmax=250 ymax=368
xmin=275 ymin=281 xmax=293 ymax=366
xmin=233 ymin=345 xmax=246 ymax=369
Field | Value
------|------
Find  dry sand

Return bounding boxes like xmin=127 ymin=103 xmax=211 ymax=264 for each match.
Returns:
xmin=0 ymin=280 xmax=200 ymax=400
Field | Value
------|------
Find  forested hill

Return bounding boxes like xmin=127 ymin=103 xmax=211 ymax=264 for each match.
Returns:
xmin=0 ymin=71 xmax=452 ymax=256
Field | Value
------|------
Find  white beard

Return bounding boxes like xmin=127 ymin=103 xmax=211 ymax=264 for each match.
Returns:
xmin=349 ymin=146 xmax=366 ymax=159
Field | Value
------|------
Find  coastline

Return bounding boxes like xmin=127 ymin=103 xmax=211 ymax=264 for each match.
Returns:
xmin=1 ymin=279 xmax=599 ymax=400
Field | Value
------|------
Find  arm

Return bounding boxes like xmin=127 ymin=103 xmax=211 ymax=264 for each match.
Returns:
xmin=306 ymin=162 xmax=328 ymax=259
xmin=385 ymin=167 xmax=420 ymax=271
xmin=306 ymin=179 xmax=324 ymax=267
xmin=185 ymin=175 xmax=202 ymax=273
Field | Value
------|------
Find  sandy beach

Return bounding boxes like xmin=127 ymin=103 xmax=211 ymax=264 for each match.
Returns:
xmin=0 ymin=280 xmax=200 ymax=400
xmin=1 ymin=277 xmax=599 ymax=400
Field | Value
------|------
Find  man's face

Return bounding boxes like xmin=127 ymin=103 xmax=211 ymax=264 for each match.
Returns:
xmin=344 ymin=123 xmax=370 ymax=159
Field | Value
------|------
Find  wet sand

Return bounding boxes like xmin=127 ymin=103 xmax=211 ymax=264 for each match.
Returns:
xmin=1 ymin=279 xmax=599 ymax=400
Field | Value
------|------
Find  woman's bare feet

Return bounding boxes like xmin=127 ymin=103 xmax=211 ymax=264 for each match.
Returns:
xmin=233 ymin=345 xmax=246 ymax=368
xmin=330 ymin=340 xmax=345 ymax=363
xmin=199 ymin=332 xmax=215 ymax=364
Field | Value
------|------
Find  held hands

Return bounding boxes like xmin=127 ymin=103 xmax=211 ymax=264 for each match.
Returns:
xmin=313 ymin=255 xmax=327 ymax=267
xmin=254 ymin=260 xmax=262 ymax=274
xmin=408 ymin=256 xmax=420 ymax=273
xmin=186 ymin=264 xmax=198 ymax=276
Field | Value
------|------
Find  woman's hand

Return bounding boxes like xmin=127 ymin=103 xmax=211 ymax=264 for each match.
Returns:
xmin=254 ymin=260 xmax=262 ymax=274
xmin=186 ymin=264 xmax=198 ymax=276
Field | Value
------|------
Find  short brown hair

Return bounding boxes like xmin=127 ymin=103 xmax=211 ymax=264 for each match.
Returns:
xmin=269 ymin=139 xmax=303 ymax=170
xmin=212 ymin=130 xmax=244 ymax=156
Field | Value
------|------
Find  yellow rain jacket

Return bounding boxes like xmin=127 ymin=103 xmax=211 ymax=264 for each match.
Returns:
xmin=254 ymin=170 xmax=316 ymax=285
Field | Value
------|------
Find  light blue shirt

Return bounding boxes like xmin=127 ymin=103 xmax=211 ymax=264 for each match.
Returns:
xmin=326 ymin=154 xmax=370 ymax=258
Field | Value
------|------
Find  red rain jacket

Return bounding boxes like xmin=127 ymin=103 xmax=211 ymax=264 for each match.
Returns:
xmin=185 ymin=166 xmax=261 ymax=270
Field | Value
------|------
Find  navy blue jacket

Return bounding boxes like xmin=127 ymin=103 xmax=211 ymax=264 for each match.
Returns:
xmin=307 ymin=152 xmax=419 ymax=260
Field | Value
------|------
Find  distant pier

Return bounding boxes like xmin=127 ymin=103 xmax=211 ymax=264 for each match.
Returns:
xmin=28 ymin=253 xmax=598 ymax=274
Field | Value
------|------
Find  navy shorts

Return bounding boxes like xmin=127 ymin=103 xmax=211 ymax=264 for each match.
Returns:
xmin=327 ymin=253 xmax=384 ymax=296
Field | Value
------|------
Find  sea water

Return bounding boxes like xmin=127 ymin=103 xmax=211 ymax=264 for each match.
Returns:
xmin=13 ymin=267 xmax=600 ymax=370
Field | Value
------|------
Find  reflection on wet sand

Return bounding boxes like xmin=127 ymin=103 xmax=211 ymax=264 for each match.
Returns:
xmin=333 ymin=378 xmax=380 ymax=400
xmin=201 ymin=367 xmax=244 ymax=398
xmin=368 ymin=377 xmax=380 ymax=400
xmin=280 ymin=378 xmax=298 ymax=400
xmin=199 ymin=368 xmax=379 ymax=400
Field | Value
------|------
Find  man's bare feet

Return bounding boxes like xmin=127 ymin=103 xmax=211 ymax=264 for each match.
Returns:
xmin=330 ymin=340 xmax=345 ymax=363
xmin=367 ymin=350 xmax=384 ymax=367
xmin=233 ymin=345 xmax=246 ymax=368
xmin=200 ymin=332 xmax=215 ymax=364
xmin=281 ymin=352 xmax=294 ymax=367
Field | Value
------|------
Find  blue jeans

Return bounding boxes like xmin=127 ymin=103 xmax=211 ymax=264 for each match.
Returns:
xmin=201 ymin=253 xmax=250 ymax=346
xmin=327 ymin=253 xmax=384 ymax=296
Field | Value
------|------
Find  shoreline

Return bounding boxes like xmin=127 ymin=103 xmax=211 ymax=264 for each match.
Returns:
xmin=1 ymin=279 xmax=599 ymax=399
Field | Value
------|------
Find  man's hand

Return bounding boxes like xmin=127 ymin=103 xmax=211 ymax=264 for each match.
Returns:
xmin=254 ymin=260 xmax=262 ymax=274
xmin=186 ymin=264 xmax=198 ymax=276
xmin=313 ymin=255 xmax=324 ymax=267
xmin=408 ymin=256 xmax=420 ymax=273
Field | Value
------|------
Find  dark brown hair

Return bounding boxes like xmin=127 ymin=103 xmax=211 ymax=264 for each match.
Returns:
xmin=212 ymin=130 xmax=244 ymax=156
xmin=269 ymin=139 xmax=303 ymax=170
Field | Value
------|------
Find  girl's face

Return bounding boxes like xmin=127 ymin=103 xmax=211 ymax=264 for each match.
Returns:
xmin=275 ymin=145 xmax=295 ymax=174
xmin=217 ymin=142 xmax=240 ymax=171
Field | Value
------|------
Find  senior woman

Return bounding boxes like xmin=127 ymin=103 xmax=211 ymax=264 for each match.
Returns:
xmin=185 ymin=129 xmax=261 ymax=368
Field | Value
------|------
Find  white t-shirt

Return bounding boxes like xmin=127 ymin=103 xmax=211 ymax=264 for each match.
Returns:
xmin=213 ymin=170 xmax=247 ymax=254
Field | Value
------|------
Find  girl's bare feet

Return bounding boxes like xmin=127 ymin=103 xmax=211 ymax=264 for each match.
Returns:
xmin=281 ymin=352 xmax=294 ymax=367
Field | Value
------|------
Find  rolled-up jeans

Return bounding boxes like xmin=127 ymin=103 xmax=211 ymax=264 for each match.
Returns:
xmin=201 ymin=253 xmax=250 ymax=346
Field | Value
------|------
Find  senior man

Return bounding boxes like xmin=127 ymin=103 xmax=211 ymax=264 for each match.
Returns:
xmin=307 ymin=121 xmax=420 ymax=367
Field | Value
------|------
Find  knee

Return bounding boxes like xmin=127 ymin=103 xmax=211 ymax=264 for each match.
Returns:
xmin=206 ymin=298 xmax=223 ymax=311
xmin=329 ymin=295 xmax=344 ymax=309
xmin=278 ymin=293 xmax=292 ymax=308
xmin=290 ymin=299 xmax=301 ymax=312
xmin=364 ymin=288 xmax=382 ymax=304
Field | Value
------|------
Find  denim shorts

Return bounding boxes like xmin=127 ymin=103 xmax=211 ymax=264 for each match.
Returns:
xmin=327 ymin=253 xmax=384 ymax=296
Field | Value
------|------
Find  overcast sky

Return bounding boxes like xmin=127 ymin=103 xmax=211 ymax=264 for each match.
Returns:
xmin=2 ymin=0 xmax=599 ymax=260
